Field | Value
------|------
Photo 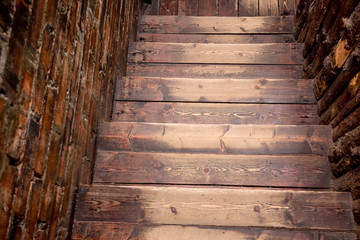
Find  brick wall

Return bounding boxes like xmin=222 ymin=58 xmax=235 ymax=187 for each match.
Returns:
xmin=0 ymin=0 xmax=143 ymax=239
xmin=295 ymin=0 xmax=360 ymax=231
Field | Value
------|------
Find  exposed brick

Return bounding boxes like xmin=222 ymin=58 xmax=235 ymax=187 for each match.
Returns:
xmin=12 ymin=118 xmax=40 ymax=219
xmin=0 ymin=0 xmax=143 ymax=238
xmin=47 ymin=186 xmax=63 ymax=239
xmin=0 ymin=165 xmax=18 ymax=239
xmin=6 ymin=112 xmax=27 ymax=162
xmin=38 ymin=131 xmax=62 ymax=222
xmin=34 ymin=87 xmax=57 ymax=176
xmin=28 ymin=0 xmax=46 ymax=49
xmin=23 ymin=179 xmax=43 ymax=240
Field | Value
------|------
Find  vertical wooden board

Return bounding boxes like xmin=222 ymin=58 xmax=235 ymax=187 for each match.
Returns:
xmin=279 ymin=0 xmax=295 ymax=15
xmin=159 ymin=0 xmax=178 ymax=15
xmin=259 ymin=0 xmax=279 ymax=16
xmin=147 ymin=0 xmax=160 ymax=15
xmin=198 ymin=0 xmax=218 ymax=16
xmin=178 ymin=0 xmax=198 ymax=15
xmin=219 ymin=0 xmax=238 ymax=16
xmin=238 ymin=0 xmax=258 ymax=16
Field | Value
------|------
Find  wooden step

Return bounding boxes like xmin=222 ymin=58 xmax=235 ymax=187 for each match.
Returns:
xmin=94 ymin=151 xmax=332 ymax=188
xmin=127 ymin=63 xmax=304 ymax=79
xmin=73 ymin=222 xmax=357 ymax=240
xmin=128 ymin=42 xmax=304 ymax=65
xmin=113 ymin=102 xmax=319 ymax=125
xmin=115 ymin=77 xmax=316 ymax=104
xmin=137 ymin=33 xmax=296 ymax=43
xmin=97 ymin=122 xmax=332 ymax=155
xmin=138 ymin=16 xmax=294 ymax=34
xmin=74 ymin=185 xmax=357 ymax=232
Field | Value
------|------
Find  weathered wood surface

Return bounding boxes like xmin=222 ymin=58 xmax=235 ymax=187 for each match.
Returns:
xmin=178 ymin=0 xmax=198 ymax=16
xmin=137 ymin=33 xmax=296 ymax=43
xmin=94 ymin=151 xmax=332 ymax=188
xmin=259 ymin=0 xmax=279 ymax=16
xmin=198 ymin=0 xmax=218 ymax=16
xmin=128 ymin=42 xmax=304 ymax=65
xmin=113 ymin=102 xmax=319 ymax=125
xmin=116 ymin=77 xmax=315 ymax=103
xmin=75 ymin=185 xmax=357 ymax=231
xmin=219 ymin=0 xmax=238 ymax=16
xmin=238 ymin=0 xmax=258 ymax=16
xmin=279 ymin=0 xmax=296 ymax=15
xmin=127 ymin=63 xmax=304 ymax=79
xmin=98 ymin=122 xmax=332 ymax=155
xmin=138 ymin=16 xmax=295 ymax=34
xmin=73 ymin=222 xmax=357 ymax=240
xmin=159 ymin=0 xmax=178 ymax=15
xmin=144 ymin=0 xmax=299 ymax=17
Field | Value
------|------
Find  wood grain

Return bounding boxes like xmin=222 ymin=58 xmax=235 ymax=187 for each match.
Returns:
xmin=73 ymin=222 xmax=357 ymax=240
xmin=138 ymin=15 xmax=294 ymax=34
xmin=239 ymin=0 xmax=259 ymax=16
xmin=259 ymin=0 xmax=279 ymax=16
xmin=198 ymin=0 xmax=218 ymax=16
xmin=219 ymin=0 xmax=238 ymax=16
xmin=137 ymin=33 xmax=296 ymax=43
xmin=75 ymin=185 xmax=357 ymax=231
xmin=178 ymin=0 xmax=198 ymax=15
xmin=128 ymin=42 xmax=304 ymax=65
xmin=279 ymin=0 xmax=296 ymax=15
xmin=98 ymin=122 xmax=332 ymax=155
xmin=127 ymin=63 xmax=304 ymax=79
xmin=159 ymin=0 xmax=178 ymax=15
xmin=112 ymin=102 xmax=319 ymax=125
xmin=115 ymin=77 xmax=315 ymax=103
xmin=94 ymin=151 xmax=332 ymax=188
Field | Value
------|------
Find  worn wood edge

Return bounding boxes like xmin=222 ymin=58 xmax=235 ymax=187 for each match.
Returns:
xmin=72 ymin=222 xmax=357 ymax=239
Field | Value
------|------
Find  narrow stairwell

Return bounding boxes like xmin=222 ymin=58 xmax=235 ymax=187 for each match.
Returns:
xmin=72 ymin=15 xmax=357 ymax=239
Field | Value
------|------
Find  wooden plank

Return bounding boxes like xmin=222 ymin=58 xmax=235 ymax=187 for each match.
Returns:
xmin=128 ymin=42 xmax=304 ymax=65
xmin=112 ymin=102 xmax=319 ymax=125
xmin=219 ymin=0 xmax=238 ymax=16
xmin=159 ymin=0 xmax=178 ymax=15
xmin=238 ymin=0 xmax=258 ymax=16
xmin=137 ymin=33 xmax=296 ymax=43
xmin=75 ymin=185 xmax=357 ymax=231
xmin=94 ymin=151 xmax=332 ymax=188
xmin=73 ymin=222 xmax=357 ymax=240
xmin=98 ymin=122 xmax=332 ymax=155
xmin=259 ymin=0 xmax=279 ymax=16
xmin=138 ymin=15 xmax=294 ymax=34
xmin=146 ymin=0 xmax=160 ymax=15
xmin=115 ymin=77 xmax=316 ymax=104
xmin=127 ymin=63 xmax=304 ymax=79
xmin=178 ymin=0 xmax=198 ymax=16
xmin=279 ymin=0 xmax=296 ymax=15
xmin=198 ymin=0 xmax=218 ymax=16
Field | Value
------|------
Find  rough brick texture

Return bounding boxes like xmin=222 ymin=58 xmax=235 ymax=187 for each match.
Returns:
xmin=295 ymin=0 xmax=360 ymax=234
xmin=0 ymin=0 xmax=144 ymax=238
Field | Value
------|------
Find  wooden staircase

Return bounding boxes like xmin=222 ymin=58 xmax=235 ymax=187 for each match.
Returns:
xmin=72 ymin=15 xmax=357 ymax=239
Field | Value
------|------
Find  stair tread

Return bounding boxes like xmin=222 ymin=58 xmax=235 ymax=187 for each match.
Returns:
xmin=75 ymin=185 xmax=357 ymax=232
xmin=73 ymin=223 xmax=357 ymax=240
xmin=138 ymin=15 xmax=294 ymax=34
xmin=115 ymin=77 xmax=316 ymax=103
xmin=98 ymin=122 xmax=332 ymax=155
xmin=137 ymin=33 xmax=296 ymax=43
xmin=113 ymin=102 xmax=319 ymax=125
xmin=127 ymin=63 xmax=304 ymax=79
xmin=94 ymin=151 xmax=332 ymax=188
xmin=128 ymin=42 xmax=304 ymax=65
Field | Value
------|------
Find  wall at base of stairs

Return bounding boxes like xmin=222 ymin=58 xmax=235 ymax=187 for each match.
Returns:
xmin=0 ymin=0 xmax=143 ymax=238
xmin=295 ymin=0 xmax=360 ymax=230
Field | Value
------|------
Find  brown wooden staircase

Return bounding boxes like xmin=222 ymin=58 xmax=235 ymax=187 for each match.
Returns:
xmin=72 ymin=15 xmax=357 ymax=239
